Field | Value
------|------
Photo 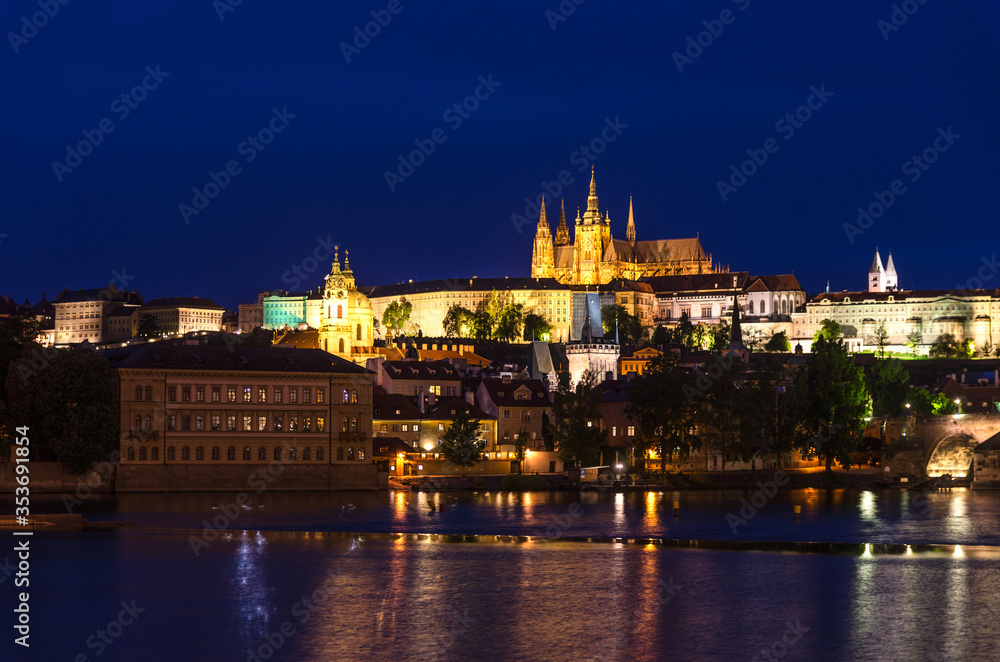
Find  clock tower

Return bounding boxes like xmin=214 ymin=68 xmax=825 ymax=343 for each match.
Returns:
xmin=318 ymin=247 xmax=374 ymax=361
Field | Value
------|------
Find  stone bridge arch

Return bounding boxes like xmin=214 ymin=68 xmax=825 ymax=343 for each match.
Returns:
xmin=925 ymin=433 xmax=980 ymax=478
xmin=879 ymin=414 xmax=1000 ymax=479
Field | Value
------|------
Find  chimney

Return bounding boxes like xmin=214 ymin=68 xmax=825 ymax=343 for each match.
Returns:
xmin=464 ymin=390 xmax=475 ymax=406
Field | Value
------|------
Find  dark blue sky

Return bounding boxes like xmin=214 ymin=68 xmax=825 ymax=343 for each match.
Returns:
xmin=3 ymin=1 xmax=999 ymax=309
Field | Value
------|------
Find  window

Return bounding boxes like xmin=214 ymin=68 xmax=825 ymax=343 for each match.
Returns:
xmin=243 ymin=447 xmax=250 ymax=461
xmin=227 ymin=447 xmax=235 ymax=461
xmin=211 ymin=447 xmax=220 ymax=460
xmin=520 ymin=411 xmax=531 ymax=422
xmin=127 ymin=447 xmax=135 ymax=461
xmin=243 ymin=415 xmax=253 ymax=431
xmin=303 ymin=388 xmax=311 ymax=404
xmin=196 ymin=416 xmax=205 ymax=431
xmin=317 ymin=448 xmax=324 ymax=461
xmin=168 ymin=387 xmax=177 ymax=402
xmin=211 ymin=415 xmax=221 ymax=431
xmin=503 ymin=410 xmax=511 ymax=419
xmin=151 ymin=447 xmax=159 ymax=461
xmin=628 ymin=426 xmax=635 ymax=436
xmin=347 ymin=448 xmax=355 ymax=461
xmin=337 ymin=447 xmax=344 ymax=460
xmin=182 ymin=416 xmax=191 ymax=431
xmin=196 ymin=387 xmax=205 ymax=402
xmin=357 ymin=323 xmax=362 ymax=341
xmin=227 ymin=415 xmax=236 ymax=431
xmin=316 ymin=417 xmax=325 ymax=432
xmin=212 ymin=387 xmax=221 ymax=403
xmin=290 ymin=388 xmax=298 ymax=403
xmin=612 ymin=426 xmax=617 ymax=437
xmin=303 ymin=417 xmax=312 ymax=432
xmin=134 ymin=415 xmax=142 ymax=430
xmin=342 ymin=389 xmax=349 ymax=403
xmin=391 ymin=424 xmax=398 ymax=432
xmin=358 ymin=449 xmax=365 ymax=461
xmin=182 ymin=447 xmax=190 ymax=460
xmin=301 ymin=447 xmax=310 ymax=461
xmin=143 ymin=416 xmax=152 ymax=431
xmin=380 ymin=424 xmax=388 ymax=432
xmin=258 ymin=447 xmax=266 ymax=461
xmin=144 ymin=386 xmax=152 ymax=401
xmin=274 ymin=447 xmax=282 ymax=461
xmin=134 ymin=386 xmax=142 ymax=401
xmin=289 ymin=447 xmax=297 ymax=461
xmin=167 ymin=447 xmax=175 ymax=461
xmin=760 ymin=300 xmax=766 ymax=314
xmin=258 ymin=416 xmax=267 ymax=431
xmin=228 ymin=387 xmax=237 ymax=403
xmin=274 ymin=416 xmax=283 ymax=432
xmin=290 ymin=416 xmax=298 ymax=432
xmin=316 ymin=388 xmax=324 ymax=403
xmin=342 ymin=417 xmax=349 ymax=432
xmin=139 ymin=447 xmax=147 ymax=461
xmin=243 ymin=387 xmax=251 ymax=403
xmin=350 ymin=390 xmax=358 ymax=404
xmin=259 ymin=387 xmax=267 ymax=403
xmin=182 ymin=387 xmax=191 ymax=402
xmin=429 ymin=385 xmax=441 ymax=396
xmin=274 ymin=388 xmax=283 ymax=403
xmin=196 ymin=447 xmax=204 ymax=460
xmin=438 ymin=423 xmax=445 ymax=431
xmin=401 ymin=424 xmax=408 ymax=432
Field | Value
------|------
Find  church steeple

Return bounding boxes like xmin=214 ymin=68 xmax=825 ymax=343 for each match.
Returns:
xmin=626 ymin=196 xmax=636 ymax=246
xmin=584 ymin=166 xmax=601 ymax=224
xmin=530 ymin=196 xmax=555 ymax=278
xmin=555 ymin=198 xmax=570 ymax=245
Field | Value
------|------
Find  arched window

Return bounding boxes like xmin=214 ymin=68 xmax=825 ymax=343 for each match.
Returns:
xmin=303 ymin=447 xmax=310 ymax=461
xmin=351 ymin=417 xmax=358 ymax=432
xmin=134 ymin=415 xmax=142 ymax=430
xmin=258 ymin=447 xmax=265 ymax=461
xmin=338 ymin=338 xmax=345 ymax=353
xmin=761 ymin=300 xmax=766 ymax=315
xmin=358 ymin=448 xmax=365 ymax=461
xmin=347 ymin=448 xmax=355 ymax=461
xmin=773 ymin=298 xmax=779 ymax=315
xmin=212 ymin=447 xmax=220 ymax=461
xmin=134 ymin=386 xmax=142 ymax=401
xmin=357 ymin=323 xmax=362 ymax=341
xmin=127 ymin=447 xmax=135 ymax=461
xmin=337 ymin=447 xmax=344 ymax=460
xmin=196 ymin=447 xmax=204 ymax=460
xmin=324 ymin=340 xmax=328 ymax=352
xmin=167 ymin=447 xmax=175 ymax=461
xmin=182 ymin=447 xmax=190 ymax=460
xmin=337 ymin=304 xmax=343 ymax=318
xmin=289 ymin=447 xmax=297 ymax=461
xmin=316 ymin=448 xmax=324 ymax=461
xmin=243 ymin=447 xmax=250 ymax=461
xmin=143 ymin=416 xmax=152 ymax=431
xmin=274 ymin=447 xmax=282 ymax=461
xmin=584 ymin=240 xmax=592 ymax=261
xmin=151 ymin=447 xmax=159 ymax=461
xmin=144 ymin=386 xmax=152 ymax=401
xmin=342 ymin=417 xmax=349 ymax=432
xmin=227 ymin=447 xmax=235 ymax=460
xmin=350 ymin=389 xmax=358 ymax=403
xmin=748 ymin=300 xmax=754 ymax=315
xmin=139 ymin=447 xmax=147 ymax=461
xmin=781 ymin=299 xmax=787 ymax=315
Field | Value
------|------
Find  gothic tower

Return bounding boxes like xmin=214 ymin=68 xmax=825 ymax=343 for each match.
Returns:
xmin=530 ymin=196 xmax=555 ymax=279
xmin=868 ymin=249 xmax=885 ymax=293
xmin=574 ymin=168 xmax=612 ymax=285
xmin=554 ymin=198 xmax=570 ymax=246
xmin=884 ymin=252 xmax=898 ymax=291
xmin=626 ymin=195 xmax=636 ymax=246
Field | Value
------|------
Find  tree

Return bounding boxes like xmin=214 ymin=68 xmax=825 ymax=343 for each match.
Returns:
xmin=549 ymin=371 xmax=607 ymax=468
xmin=513 ymin=426 xmax=528 ymax=473
xmin=799 ymin=337 xmax=869 ymax=471
xmin=929 ymin=333 xmax=965 ymax=358
xmin=744 ymin=327 xmax=765 ymax=352
xmin=814 ymin=319 xmax=841 ymax=342
xmin=651 ymin=325 xmax=674 ymax=347
xmin=601 ymin=304 xmax=644 ymax=345
xmin=625 ymin=352 xmax=700 ymax=468
xmin=137 ymin=314 xmax=160 ymax=339
xmin=439 ymin=409 xmax=487 ymax=475
xmin=708 ymin=319 xmax=731 ymax=352
xmin=904 ymin=329 xmax=922 ymax=355
xmin=443 ymin=304 xmax=474 ymax=338
xmin=676 ymin=312 xmax=696 ymax=350
xmin=906 ymin=387 xmax=935 ymax=415
xmin=866 ymin=358 xmax=910 ymax=417
xmin=494 ymin=302 xmax=525 ymax=342
xmin=743 ymin=360 xmax=807 ymax=468
xmin=869 ymin=321 xmax=889 ymax=358
xmin=381 ymin=298 xmax=412 ymax=341
xmin=523 ymin=313 xmax=553 ymax=342
xmin=6 ymin=345 xmax=119 ymax=474
xmin=695 ymin=355 xmax=751 ymax=469
xmin=764 ymin=331 xmax=791 ymax=352
xmin=981 ymin=341 xmax=995 ymax=358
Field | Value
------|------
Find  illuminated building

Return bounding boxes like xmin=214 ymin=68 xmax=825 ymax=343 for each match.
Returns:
xmin=475 ymin=377 xmax=549 ymax=450
xmin=140 ymin=297 xmax=225 ymax=336
xmin=530 ymin=168 xmax=721 ymax=285
xmin=566 ymin=293 xmax=619 ymax=387
xmin=52 ymin=284 xmax=142 ymax=346
xmin=619 ymin=346 xmax=661 ymax=376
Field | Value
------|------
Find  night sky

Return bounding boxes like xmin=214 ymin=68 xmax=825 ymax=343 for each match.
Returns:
xmin=3 ymin=1 xmax=999 ymax=310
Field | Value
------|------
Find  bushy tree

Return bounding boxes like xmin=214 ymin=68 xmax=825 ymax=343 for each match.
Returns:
xmin=443 ymin=304 xmax=474 ymax=338
xmin=708 ymin=319 xmax=731 ymax=352
xmin=814 ymin=319 xmax=841 ymax=342
xmin=601 ymin=304 xmax=644 ymax=345
xmin=626 ymin=352 xmax=700 ymax=467
xmin=743 ymin=360 xmax=807 ymax=468
xmin=764 ymin=331 xmax=791 ymax=352
xmin=137 ymin=314 xmax=160 ymax=339
xmin=694 ymin=355 xmax=751 ymax=468
xmin=905 ymin=329 xmax=922 ymax=354
xmin=382 ymin=298 xmax=412 ymax=340
xmin=523 ymin=313 xmax=553 ymax=342
xmin=866 ymin=358 xmax=910 ymax=417
xmin=439 ymin=409 xmax=486 ymax=475
xmin=651 ymin=324 xmax=675 ymax=347
xmin=549 ymin=371 xmax=607 ymax=467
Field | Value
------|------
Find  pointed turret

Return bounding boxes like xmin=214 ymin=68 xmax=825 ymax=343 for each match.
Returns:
xmin=868 ymin=248 xmax=885 ymax=292
xmin=626 ymin=196 xmax=636 ymax=246
xmin=331 ymin=246 xmax=342 ymax=275
xmin=531 ymin=196 xmax=555 ymax=278
xmin=555 ymin=198 xmax=570 ymax=245
xmin=727 ymin=295 xmax=746 ymax=352
xmin=885 ymin=252 xmax=898 ymax=291
xmin=583 ymin=166 xmax=601 ymax=224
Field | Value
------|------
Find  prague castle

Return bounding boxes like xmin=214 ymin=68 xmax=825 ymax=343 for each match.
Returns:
xmin=531 ymin=168 xmax=722 ymax=285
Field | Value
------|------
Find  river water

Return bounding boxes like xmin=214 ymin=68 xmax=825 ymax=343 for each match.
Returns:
xmin=4 ymin=488 xmax=1000 ymax=661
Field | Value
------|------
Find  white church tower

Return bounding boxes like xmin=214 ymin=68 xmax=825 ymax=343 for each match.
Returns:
xmin=884 ymin=252 xmax=898 ymax=291
xmin=868 ymin=249 xmax=885 ymax=293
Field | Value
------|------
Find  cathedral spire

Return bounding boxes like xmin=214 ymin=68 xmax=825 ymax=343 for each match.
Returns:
xmin=536 ymin=195 xmax=551 ymax=236
xmin=626 ymin=195 xmax=636 ymax=246
xmin=555 ymin=198 xmax=570 ymax=245
xmin=584 ymin=166 xmax=600 ymax=222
